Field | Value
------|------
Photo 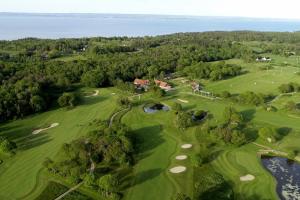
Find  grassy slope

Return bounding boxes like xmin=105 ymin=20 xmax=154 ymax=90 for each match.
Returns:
xmin=122 ymin=107 xmax=178 ymax=200
xmin=204 ymin=59 xmax=300 ymax=94
xmin=0 ymin=88 xmax=118 ymax=200
xmin=168 ymin=81 xmax=300 ymax=200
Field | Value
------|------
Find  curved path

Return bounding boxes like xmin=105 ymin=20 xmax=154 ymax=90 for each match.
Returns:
xmin=109 ymin=107 xmax=130 ymax=127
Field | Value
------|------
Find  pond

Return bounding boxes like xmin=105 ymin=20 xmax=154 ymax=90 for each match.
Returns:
xmin=261 ymin=156 xmax=300 ymax=200
xmin=192 ymin=111 xmax=207 ymax=122
xmin=143 ymin=103 xmax=169 ymax=113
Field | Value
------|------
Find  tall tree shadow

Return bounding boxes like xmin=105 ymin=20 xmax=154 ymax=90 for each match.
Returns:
xmin=17 ymin=132 xmax=52 ymax=151
xmin=120 ymin=168 xmax=162 ymax=190
xmin=240 ymin=109 xmax=256 ymax=122
xmin=276 ymin=127 xmax=292 ymax=141
xmin=132 ymin=125 xmax=165 ymax=160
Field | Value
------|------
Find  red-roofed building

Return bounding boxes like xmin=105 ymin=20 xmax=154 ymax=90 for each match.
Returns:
xmin=155 ymin=80 xmax=172 ymax=91
xmin=134 ymin=78 xmax=150 ymax=91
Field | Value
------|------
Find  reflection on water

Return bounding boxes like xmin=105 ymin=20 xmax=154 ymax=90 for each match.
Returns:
xmin=143 ymin=103 xmax=169 ymax=113
xmin=261 ymin=156 xmax=300 ymax=200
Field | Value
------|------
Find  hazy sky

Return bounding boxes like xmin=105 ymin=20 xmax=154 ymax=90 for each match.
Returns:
xmin=1 ymin=0 xmax=300 ymax=19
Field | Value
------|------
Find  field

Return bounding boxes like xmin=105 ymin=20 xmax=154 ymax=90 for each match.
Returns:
xmin=1 ymin=54 xmax=300 ymax=200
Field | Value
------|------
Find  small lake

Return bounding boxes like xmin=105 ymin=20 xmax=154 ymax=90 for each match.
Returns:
xmin=261 ymin=156 xmax=300 ymax=200
xmin=143 ymin=103 xmax=169 ymax=113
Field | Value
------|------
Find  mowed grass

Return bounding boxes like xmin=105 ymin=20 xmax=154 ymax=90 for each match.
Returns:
xmin=167 ymin=86 xmax=300 ymax=199
xmin=0 ymin=88 xmax=118 ymax=200
xmin=212 ymin=144 xmax=278 ymax=199
xmin=205 ymin=59 xmax=300 ymax=95
xmin=122 ymin=104 xmax=195 ymax=200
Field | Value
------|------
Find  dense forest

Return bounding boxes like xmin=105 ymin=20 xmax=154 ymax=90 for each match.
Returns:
xmin=1 ymin=31 xmax=300 ymax=122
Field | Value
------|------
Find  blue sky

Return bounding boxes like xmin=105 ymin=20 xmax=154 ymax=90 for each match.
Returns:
xmin=1 ymin=0 xmax=300 ymax=19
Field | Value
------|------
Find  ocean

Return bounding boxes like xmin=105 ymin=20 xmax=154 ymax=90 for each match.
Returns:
xmin=0 ymin=13 xmax=300 ymax=40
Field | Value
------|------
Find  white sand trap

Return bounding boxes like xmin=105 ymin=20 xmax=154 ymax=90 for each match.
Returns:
xmin=111 ymin=93 xmax=116 ymax=95
xmin=240 ymin=174 xmax=255 ymax=182
xmin=177 ymin=99 xmax=189 ymax=103
xmin=169 ymin=166 xmax=187 ymax=174
xmin=181 ymin=144 xmax=193 ymax=149
xmin=267 ymin=137 xmax=272 ymax=143
xmin=32 ymin=123 xmax=59 ymax=135
xmin=85 ymin=90 xmax=99 ymax=97
xmin=176 ymin=155 xmax=188 ymax=160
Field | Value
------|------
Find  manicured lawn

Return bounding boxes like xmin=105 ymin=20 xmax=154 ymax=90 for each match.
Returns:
xmin=122 ymin=107 xmax=180 ymax=200
xmin=2 ymin=56 xmax=300 ymax=200
xmin=0 ymin=88 xmax=118 ymax=200
xmin=205 ymin=59 xmax=300 ymax=94
xmin=212 ymin=144 xmax=278 ymax=199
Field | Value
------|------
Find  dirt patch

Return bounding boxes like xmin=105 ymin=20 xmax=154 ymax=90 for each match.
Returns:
xmin=177 ymin=99 xmax=189 ymax=103
xmin=181 ymin=144 xmax=192 ymax=149
xmin=169 ymin=166 xmax=187 ymax=174
xmin=32 ymin=123 xmax=59 ymax=135
xmin=240 ymin=174 xmax=255 ymax=182
xmin=176 ymin=155 xmax=188 ymax=160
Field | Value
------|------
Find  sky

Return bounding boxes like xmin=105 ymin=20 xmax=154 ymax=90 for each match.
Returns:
xmin=1 ymin=0 xmax=300 ymax=19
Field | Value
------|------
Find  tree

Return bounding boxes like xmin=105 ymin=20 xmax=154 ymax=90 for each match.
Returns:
xmin=285 ymin=101 xmax=298 ymax=111
xmin=57 ymin=93 xmax=78 ymax=108
xmin=220 ymin=91 xmax=231 ymax=98
xmin=151 ymin=86 xmax=166 ymax=97
xmin=223 ymin=107 xmax=243 ymax=128
xmin=97 ymin=174 xmax=119 ymax=197
xmin=177 ymin=111 xmax=193 ymax=129
xmin=258 ymin=127 xmax=277 ymax=143
xmin=230 ymin=130 xmax=247 ymax=145
xmin=172 ymin=102 xmax=183 ymax=112
xmin=173 ymin=193 xmax=191 ymax=200
xmin=81 ymin=70 xmax=106 ymax=88
xmin=117 ymin=96 xmax=131 ymax=108
xmin=30 ymin=95 xmax=46 ymax=112
xmin=0 ymin=136 xmax=17 ymax=154
xmin=84 ymin=173 xmax=96 ymax=187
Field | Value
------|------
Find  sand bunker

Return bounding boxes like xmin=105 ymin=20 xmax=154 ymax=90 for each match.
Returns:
xmin=240 ymin=174 xmax=255 ymax=182
xmin=111 ymin=93 xmax=116 ymax=95
xmin=85 ymin=90 xmax=99 ymax=97
xmin=169 ymin=166 xmax=187 ymax=174
xmin=181 ymin=144 xmax=193 ymax=149
xmin=176 ymin=155 xmax=188 ymax=160
xmin=177 ymin=99 xmax=189 ymax=103
xmin=267 ymin=137 xmax=272 ymax=143
xmin=32 ymin=123 xmax=59 ymax=135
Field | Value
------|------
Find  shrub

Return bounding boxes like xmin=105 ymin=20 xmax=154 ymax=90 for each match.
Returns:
xmin=0 ymin=136 xmax=17 ymax=154
xmin=58 ymin=92 xmax=79 ymax=108
xmin=172 ymin=102 xmax=183 ymax=112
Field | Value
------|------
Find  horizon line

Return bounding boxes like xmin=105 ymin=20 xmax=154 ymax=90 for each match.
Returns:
xmin=1 ymin=11 xmax=300 ymax=21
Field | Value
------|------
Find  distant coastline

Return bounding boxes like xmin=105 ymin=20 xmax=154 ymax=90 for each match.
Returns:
xmin=0 ymin=13 xmax=300 ymax=40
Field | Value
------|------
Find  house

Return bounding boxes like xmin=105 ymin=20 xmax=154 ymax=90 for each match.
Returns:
xmin=134 ymin=78 xmax=150 ymax=91
xmin=191 ymin=82 xmax=201 ymax=92
xmin=256 ymin=57 xmax=272 ymax=62
xmin=155 ymin=80 xmax=172 ymax=91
